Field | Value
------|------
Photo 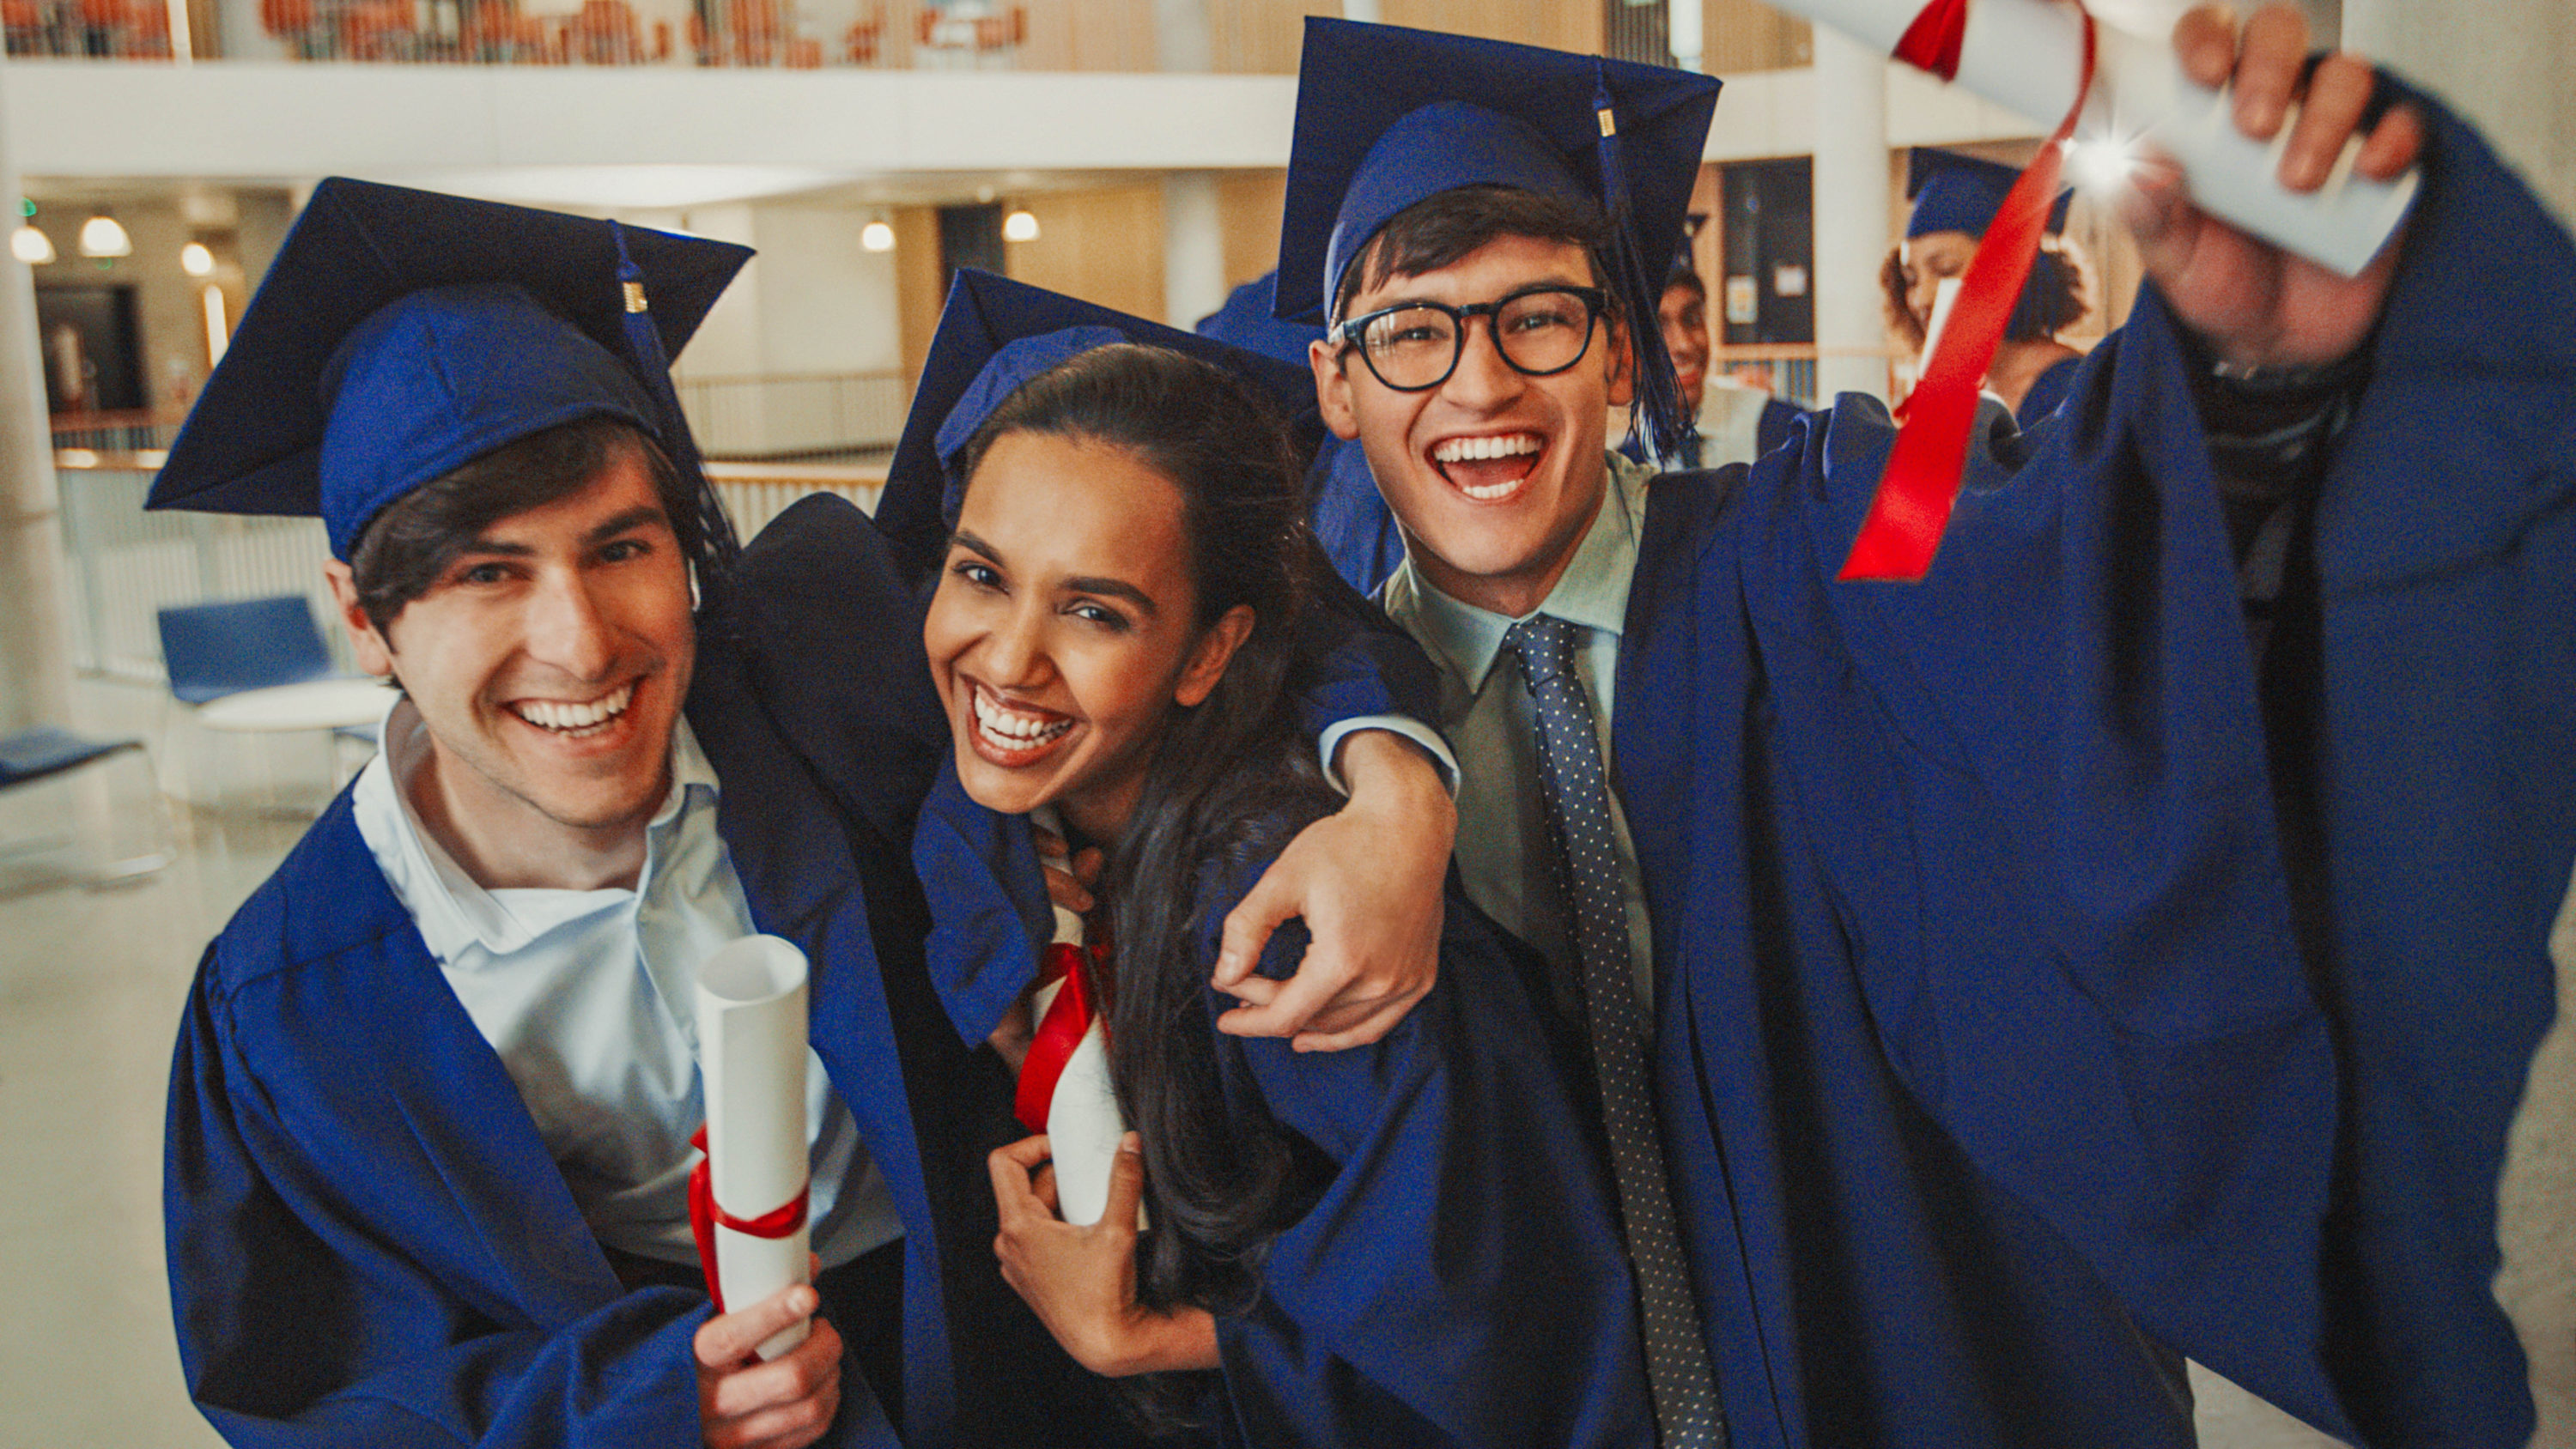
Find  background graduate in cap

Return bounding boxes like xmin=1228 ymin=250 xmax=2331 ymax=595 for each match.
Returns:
xmin=876 ymin=269 xmax=1650 ymax=1446
xmin=1882 ymin=147 xmax=2093 ymax=427
xmin=1260 ymin=8 xmax=2566 ymax=1448
xmin=1620 ymin=233 xmax=1804 ymax=474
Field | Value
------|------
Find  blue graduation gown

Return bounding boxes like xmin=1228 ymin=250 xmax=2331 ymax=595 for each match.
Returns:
xmin=910 ymin=763 xmax=1655 ymax=1448
xmin=163 ymin=518 xmax=1125 ymax=1449
xmin=2012 ymin=355 xmax=2081 ymax=431
xmin=1613 ymin=295 xmax=2350 ymax=1442
xmin=2278 ymin=94 xmax=2576 ymax=1449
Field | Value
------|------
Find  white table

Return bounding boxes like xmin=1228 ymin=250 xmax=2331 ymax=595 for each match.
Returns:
xmin=196 ymin=678 xmax=392 ymax=734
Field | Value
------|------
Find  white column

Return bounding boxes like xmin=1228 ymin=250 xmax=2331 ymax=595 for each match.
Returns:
xmin=1340 ymin=0 xmax=1379 ymax=24
xmin=1809 ymin=24 xmax=1892 ymax=403
xmin=2343 ymin=0 xmax=2573 ymax=226
xmin=1153 ymin=0 xmax=1210 ymax=72
xmin=1162 ymin=172 xmax=1226 ymax=330
xmin=0 ymin=58 xmax=75 ymax=734
xmin=1669 ymin=0 xmax=1704 ymax=73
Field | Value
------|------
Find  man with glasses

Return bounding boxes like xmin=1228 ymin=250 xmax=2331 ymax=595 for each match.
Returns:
xmin=1240 ymin=8 xmax=2575 ymax=1448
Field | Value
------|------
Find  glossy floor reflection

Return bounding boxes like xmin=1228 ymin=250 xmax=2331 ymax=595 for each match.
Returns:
xmin=4 ymin=678 xmax=2559 ymax=1449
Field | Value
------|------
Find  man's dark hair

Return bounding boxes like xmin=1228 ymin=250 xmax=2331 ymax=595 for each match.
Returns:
xmin=1330 ymin=184 xmax=1620 ymax=326
xmin=347 ymin=415 xmax=695 ymax=634
xmin=1662 ymin=261 xmax=1708 ymax=301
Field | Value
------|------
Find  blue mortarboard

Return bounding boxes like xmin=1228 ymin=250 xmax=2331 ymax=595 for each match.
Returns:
xmin=149 ymin=177 xmax=750 ymax=563
xmin=1906 ymin=147 xmax=2074 ymax=239
xmin=1194 ymin=270 xmax=1325 ymax=369
xmin=876 ymin=270 xmax=1326 ymax=578
xmin=1272 ymin=19 xmax=1719 ymax=457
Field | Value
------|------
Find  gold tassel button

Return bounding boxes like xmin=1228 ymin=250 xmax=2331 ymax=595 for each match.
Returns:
xmin=1597 ymin=107 xmax=1617 ymax=138
xmin=623 ymin=280 xmax=649 ymax=314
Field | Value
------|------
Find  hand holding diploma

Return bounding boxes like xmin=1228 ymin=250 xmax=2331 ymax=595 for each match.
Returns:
xmin=988 ymin=1133 xmax=1220 ymax=1377
xmin=2129 ymin=4 xmax=2424 ymax=370
xmin=1842 ymin=1 xmax=2423 ymax=579
xmin=694 ymin=1279 xmax=845 ymax=1449
xmin=692 ymin=936 xmax=816 ymax=1361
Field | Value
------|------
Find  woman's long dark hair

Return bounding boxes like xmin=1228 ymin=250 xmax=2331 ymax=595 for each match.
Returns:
xmin=952 ymin=343 xmax=1340 ymax=1430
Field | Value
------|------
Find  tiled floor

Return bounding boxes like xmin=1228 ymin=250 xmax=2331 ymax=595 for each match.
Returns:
xmin=2 ymin=677 xmax=2563 ymax=1449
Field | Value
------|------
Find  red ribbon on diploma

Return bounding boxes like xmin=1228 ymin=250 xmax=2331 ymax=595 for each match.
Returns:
xmin=688 ymin=1124 xmax=811 ymax=1313
xmin=1015 ymin=939 xmax=1108 ymax=1135
xmin=1840 ymin=0 xmax=2098 ymax=582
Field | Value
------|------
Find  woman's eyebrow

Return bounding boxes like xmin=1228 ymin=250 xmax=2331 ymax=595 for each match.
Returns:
xmin=1062 ymin=575 xmax=1157 ymax=615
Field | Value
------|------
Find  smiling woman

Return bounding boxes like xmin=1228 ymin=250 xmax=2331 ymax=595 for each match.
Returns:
xmin=907 ymin=335 xmax=1655 ymax=1444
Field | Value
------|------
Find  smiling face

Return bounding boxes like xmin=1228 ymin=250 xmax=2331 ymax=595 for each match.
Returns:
xmin=1315 ymin=232 xmax=1633 ymax=620
xmin=924 ymin=429 xmax=1251 ymax=845
xmin=1658 ymin=279 xmax=1710 ymax=415
xmin=325 ymin=443 xmax=693 ymax=883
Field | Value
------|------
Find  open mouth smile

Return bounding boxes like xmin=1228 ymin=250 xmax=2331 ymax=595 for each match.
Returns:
xmin=970 ymin=683 xmax=1075 ymax=765
xmin=1430 ymin=432 xmax=1545 ymax=502
xmin=509 ymin=682 xmax=635 ymax=738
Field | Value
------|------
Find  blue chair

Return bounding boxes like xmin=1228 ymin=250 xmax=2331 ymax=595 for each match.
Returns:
xmin=155 ymin=596 xmax=388 ymax=810
xmin=155 ymin=596 xmax=342 ymax=704
xmin=0 ymin=724 xmax=172 ymax=895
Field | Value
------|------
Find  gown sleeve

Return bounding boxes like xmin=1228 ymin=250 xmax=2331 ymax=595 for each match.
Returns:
xmin=1193 ymin=869 xmax=1651 ymax=1449
xmin=164 ymin=945 xmax=780 ymax=1449
xmin=1722 ymin=297 xmax=2345 ymax=1428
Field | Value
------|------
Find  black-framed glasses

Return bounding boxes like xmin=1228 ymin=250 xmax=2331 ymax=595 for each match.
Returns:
xmin=1334 ymin=285 xmax=1608 ymax=392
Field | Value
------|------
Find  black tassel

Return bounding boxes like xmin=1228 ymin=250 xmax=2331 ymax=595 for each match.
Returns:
xmin=1593 ymin=65 xmax=1692 ymax=462
xmin=611 ymin=221 xmax=741 ymax=594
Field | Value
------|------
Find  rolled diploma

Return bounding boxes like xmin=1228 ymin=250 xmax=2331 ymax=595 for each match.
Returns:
xmin=1029 ymin=807 xmax=1141 ymax=1229
xmin=698 ymin=934 xmax=813 ymax=1361
xmin=1788 ymin=0 xmax=2418 ymax=276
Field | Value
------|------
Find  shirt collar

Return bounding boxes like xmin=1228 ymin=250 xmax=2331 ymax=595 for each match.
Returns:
xmin=351 ymin=694 xmax=717 ymax=961
xmin=1386 ymin=451 xmax=1653 ymax=694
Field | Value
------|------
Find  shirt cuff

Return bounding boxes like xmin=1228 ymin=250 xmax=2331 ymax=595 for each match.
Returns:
xmin=1316 ymin=716 xmax=1460 ymax=798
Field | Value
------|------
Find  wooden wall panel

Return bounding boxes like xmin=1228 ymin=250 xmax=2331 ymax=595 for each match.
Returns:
xmin=1378 ymin=0 xmax=1599 ymax=55
xmin=1002 ymin=183 xmax=1169 ymax=322
xmin=1699 ymin=0 xmax=1809 ymax=72
xmin=1218 ymin=170 xmax=1289 ymax=288
xmin=893 ymin=205 xmax=945 ymax=387
xmin=1015 ymin=0 xmax=1157 ymax=72
xmin=1209 ymin=0 xmax=1337 ymax=74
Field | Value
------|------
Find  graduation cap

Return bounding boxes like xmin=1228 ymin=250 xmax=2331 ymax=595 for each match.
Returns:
xmin=1271 ymin=17 xmax=1720 ymax=458
xmin=1906 ymin=147 xmax=2074 ymax=239
xmin=1194 ymin=270 xmax=1325 ymax=369
xmin=875 ymin=269 xmax=1327 ymax=579
xmin=147 ymin=176 xmax=751 ymax=566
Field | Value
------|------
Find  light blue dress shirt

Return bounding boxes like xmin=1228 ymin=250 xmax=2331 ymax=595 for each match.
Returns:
xmin=1381 ymin=452 xmax=1662 ymax=1013
xmin=352 ymin=700 xmax=900 ymax=1270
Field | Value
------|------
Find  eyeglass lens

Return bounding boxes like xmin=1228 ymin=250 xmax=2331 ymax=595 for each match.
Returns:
xmin=1356 ymin=289 xmax=1596 ymax=390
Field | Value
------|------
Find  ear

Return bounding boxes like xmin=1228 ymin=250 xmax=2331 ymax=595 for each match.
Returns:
xmin=1603 ymin=313 xmax=1637 ymax=410
xmin=1173 ymin=604 xmax=1256 ymax=709
xmin=1311 ymin=336 xmax=1362 ymax=442
xmin=323 ymin=561 xmax=397 ymax=680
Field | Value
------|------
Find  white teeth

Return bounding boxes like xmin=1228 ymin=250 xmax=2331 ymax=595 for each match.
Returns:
xmin=1460 ymin=479 xmax=1520 ymax=501
xmin=515 ymin=682 xmax=634 ymax=735
xmin=1431 ymin=433 xmax=1542 ymax=464
xmin=973 ymin=688 xmax=1072 ymax=749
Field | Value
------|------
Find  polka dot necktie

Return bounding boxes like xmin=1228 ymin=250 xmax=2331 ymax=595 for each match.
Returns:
xmin=1504 ymin=614 xmax=1724 ymax=1449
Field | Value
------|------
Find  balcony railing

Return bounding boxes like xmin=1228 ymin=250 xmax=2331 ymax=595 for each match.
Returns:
xmin=8 ymin=0 xmax=1070 ymax=68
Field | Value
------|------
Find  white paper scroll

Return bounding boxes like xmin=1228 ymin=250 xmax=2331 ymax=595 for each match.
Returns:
xmin=1028 ymin=807 xmax=1143 ymax=1230
xmin=697 ymin=934 xmax=812 ymax=1361
xmin=1786 ymin=0 xmax=2419 ymax=276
